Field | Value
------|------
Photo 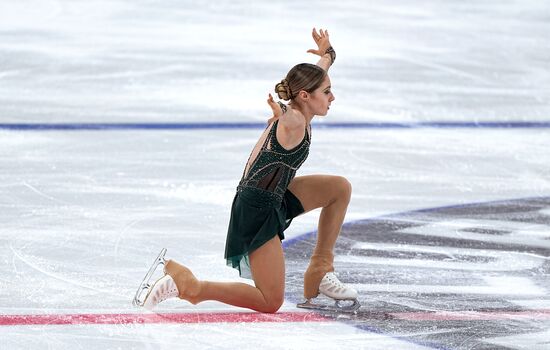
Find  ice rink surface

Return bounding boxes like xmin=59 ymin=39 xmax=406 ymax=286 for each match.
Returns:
xmin=1 ymin=1 xmax=550 ymax=349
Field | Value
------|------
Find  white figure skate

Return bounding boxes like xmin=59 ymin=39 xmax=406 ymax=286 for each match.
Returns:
xmin=297 ymin=272 xmax=360 ymax=313
xmin=142 ymin=274 xmax=179 ymax=310
xmin=132 ymin=248 xmax=175 ymax=308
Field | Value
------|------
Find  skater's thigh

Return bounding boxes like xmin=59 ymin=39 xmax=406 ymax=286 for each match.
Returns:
xmin=249 ymin=236 xmax=285 ymax=301
xmin=287 ymin=175 xmax=352 ymax=213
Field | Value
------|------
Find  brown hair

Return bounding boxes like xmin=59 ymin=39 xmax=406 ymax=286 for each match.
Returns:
xmin=274 ymin=63 xmax=326 ymax=101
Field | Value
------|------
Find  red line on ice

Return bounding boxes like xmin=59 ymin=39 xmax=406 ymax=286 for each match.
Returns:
xmin=0 ymin=311 xmax=328 ymax=326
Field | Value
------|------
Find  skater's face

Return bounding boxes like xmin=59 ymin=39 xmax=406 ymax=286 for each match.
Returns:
xmin=306 ymin=75 xmax=334 ymax=117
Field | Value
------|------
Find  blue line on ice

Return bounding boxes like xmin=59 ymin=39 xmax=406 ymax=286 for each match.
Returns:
xmin=2 ymin=121 xmax=550 ymax=130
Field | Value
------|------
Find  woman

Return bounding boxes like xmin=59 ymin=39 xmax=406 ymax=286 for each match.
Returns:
xmin=134 ymin=28 xmax=358 ymax=313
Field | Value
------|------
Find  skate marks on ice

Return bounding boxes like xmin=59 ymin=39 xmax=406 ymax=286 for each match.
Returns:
xmin=284 ymin=197 xmax=550 ymax=350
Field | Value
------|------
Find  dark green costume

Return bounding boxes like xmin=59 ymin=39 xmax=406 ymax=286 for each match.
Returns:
xmin=225 ymin=120 xmax=311 ymax=278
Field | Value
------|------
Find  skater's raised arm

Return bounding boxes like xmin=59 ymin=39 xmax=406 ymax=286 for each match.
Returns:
xmin=263 ymin=28 xmax=336 ymax=148
xmin=307 ymin=28 xmax=336 ymax=72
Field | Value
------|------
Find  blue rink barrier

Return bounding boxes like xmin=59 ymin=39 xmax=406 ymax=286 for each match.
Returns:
xmin=1 ymin=121 xmax=550 ymax=130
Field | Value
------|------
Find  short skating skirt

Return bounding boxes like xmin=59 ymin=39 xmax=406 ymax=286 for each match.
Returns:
xmin=224 ymin=186 xmax=304 ymax=279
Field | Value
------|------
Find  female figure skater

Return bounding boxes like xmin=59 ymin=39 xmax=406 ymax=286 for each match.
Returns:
xmin=134 ymin=28 xmax=358 ymax=313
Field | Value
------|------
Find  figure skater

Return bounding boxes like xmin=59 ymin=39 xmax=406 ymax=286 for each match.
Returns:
xmin=134 ymin=28 xmax=358 ymax=313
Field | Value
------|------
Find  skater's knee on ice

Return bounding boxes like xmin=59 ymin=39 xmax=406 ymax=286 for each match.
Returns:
xmin=261 ymin=299 xmax=283 ymax=314
xmin=259 ymin=293 xmax=284 ymax=313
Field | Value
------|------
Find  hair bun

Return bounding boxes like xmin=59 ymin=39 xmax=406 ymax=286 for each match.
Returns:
xmin=274 ymin=79 xmax=292 ymax=101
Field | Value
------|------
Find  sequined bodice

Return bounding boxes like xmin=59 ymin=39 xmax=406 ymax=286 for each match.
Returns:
xmin=238 ymin=120 xmax=310 ymax=202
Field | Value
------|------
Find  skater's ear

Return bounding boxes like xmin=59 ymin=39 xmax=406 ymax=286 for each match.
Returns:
xmin=296 ymin=90 xmax=310 ymax=102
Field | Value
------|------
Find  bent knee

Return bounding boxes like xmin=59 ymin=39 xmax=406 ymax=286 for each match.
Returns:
xmin=259 ymin=294 xmax=284 ymax=314
xmin=332 ymin=176 xmax=352 ymax=201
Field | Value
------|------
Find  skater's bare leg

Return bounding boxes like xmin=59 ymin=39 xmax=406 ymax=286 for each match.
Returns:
xmin=287 ymin=175 xmax=352 ymax=298
xmin=167 ymin=236 xmax=285 ymax=313
xmin=288 ymin=175 xmax=351 ymax=252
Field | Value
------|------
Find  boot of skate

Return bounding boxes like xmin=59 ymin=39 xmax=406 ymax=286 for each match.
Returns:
xmin=318 ymin=272 xmax=358 ymax=300
xmin=143 ymin=274 xmax=179 ymax=310
xmin=303 ymin=251 xmax=334 ymax=299
xmin=164 ymin=260 xmax=202 ymax=304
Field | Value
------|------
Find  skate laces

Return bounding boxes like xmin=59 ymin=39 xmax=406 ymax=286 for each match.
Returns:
xmin=319 ymin=272 xmax=357 ymax=300
xmin=321 ymin=272 xmax=345 ymax=291
xmin=145 ymin=275 xmax=179 ymax=309
xmin=155 ymin=276 xmax=178 ymax=301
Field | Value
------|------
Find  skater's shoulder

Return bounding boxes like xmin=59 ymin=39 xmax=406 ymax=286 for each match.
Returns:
xmin=273 ymin=112 xmax=308 ymax=151
xmin=277 ymin=107 xmax=307 ymax=132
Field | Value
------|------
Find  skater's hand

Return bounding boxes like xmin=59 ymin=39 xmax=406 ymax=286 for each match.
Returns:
xmin=307 ymin=28 xmax=332 ymax=58
xmin=267 ymin=93 xmax=285 ymax=125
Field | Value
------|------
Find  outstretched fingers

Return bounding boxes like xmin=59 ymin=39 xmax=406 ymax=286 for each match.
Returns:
xmin=312 ymin=27 xmax=321 ymax=41
xmin=266 ymin=94 xmax=283 ymax=125
xmin=267 ymin=93 xmax=280 ymax=112
xmin=308 ymin=27 xmax=331 ymax=56
xmin=312 ymin=28 xmax=329 ymax=41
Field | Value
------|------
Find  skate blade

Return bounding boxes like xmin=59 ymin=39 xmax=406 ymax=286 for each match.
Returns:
xmin=297 ymin=298 xmax=361 ymax=313
xmin=132 ymin=248 xmax=167 ymax=307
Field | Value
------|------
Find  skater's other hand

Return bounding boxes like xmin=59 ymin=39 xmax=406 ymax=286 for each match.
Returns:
xmin=267 ymin=93 xmax=285 ymax=125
